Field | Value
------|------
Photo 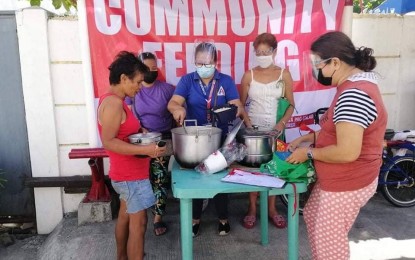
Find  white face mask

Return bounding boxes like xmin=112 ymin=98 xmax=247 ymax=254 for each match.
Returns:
xmin=256 ymin=55 xmax=274 ymax=68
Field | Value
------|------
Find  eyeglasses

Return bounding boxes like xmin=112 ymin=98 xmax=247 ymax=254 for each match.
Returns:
xmin=254 ymin=48 xmax=274 ymax=56
xmin=311 ymin=57 xmax=333 ymax=67
xmin=138 ymin=52 xmax=156 ymax=62
xmin=195 ymin=63 xmax=215 ymax=68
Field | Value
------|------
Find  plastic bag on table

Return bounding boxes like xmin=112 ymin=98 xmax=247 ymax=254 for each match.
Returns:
xmin=195 ymin=141 xmax=248 ymax=175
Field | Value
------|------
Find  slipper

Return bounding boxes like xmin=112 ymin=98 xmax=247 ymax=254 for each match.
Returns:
xmin=242 ymin=215 xmax=256 ymax=229
xmin=269 ymin=215 xmax=286 ymax=229
xmin=153 ymin=221 xmax=167 ymax=236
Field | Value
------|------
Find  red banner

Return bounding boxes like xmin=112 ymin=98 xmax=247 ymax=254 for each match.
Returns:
xmin=86 ymin=0 xmax=345 ymax=98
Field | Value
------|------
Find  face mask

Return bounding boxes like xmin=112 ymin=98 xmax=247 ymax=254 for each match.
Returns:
xmin=312 ymin=63 xmax=335 ymax=86
xmin=196 ymin=66 xmax=215 ymax=78
xmin=314 ymin=69 xmax=333 ymax=86
xmin=143 ymin=70 xmax=158 ymax=84
xmin=256 ymin=55 xmax=274 ymax=68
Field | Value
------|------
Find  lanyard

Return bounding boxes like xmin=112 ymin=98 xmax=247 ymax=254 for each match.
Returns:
xmin=198 ymin=79 xmax=217 ymax=122
xmin=198 ymin=79 xmax=217 ymax=109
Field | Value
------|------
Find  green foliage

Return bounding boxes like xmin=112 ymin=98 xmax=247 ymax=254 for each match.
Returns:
xmin=353 ymin=0 xmax=385 ymax=13
xmin=28 ymin=0 xmax=77 ymax=11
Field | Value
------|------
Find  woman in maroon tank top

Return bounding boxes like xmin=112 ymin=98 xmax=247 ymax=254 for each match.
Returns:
xmin=286 ymin=32 xmax=387 ymax=260
xmin=98 ymin=51 xmax=167 ymax=260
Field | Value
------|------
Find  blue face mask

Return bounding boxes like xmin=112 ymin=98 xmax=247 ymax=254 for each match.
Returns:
xmin=196 ymin=66 xmax=216 ymax=79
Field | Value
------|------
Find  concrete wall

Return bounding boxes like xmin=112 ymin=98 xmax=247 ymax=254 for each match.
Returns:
xmin=352 ymin=14 xmax=415 ymax=130
xmin=16 ymin=8 xmax=91 ymax=234
xmin=14 ymin=9 xmax=415 ymax=233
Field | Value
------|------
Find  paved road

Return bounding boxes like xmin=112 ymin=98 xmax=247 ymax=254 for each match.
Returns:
xmin=1 ymin=191 xmax=415 ymax=260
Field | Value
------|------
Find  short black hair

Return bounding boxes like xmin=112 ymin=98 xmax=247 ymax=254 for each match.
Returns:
xmin=138 ymin=52 xmax=157 ymax=62
xmin=108 ymin=51 xmax=148 ymax=85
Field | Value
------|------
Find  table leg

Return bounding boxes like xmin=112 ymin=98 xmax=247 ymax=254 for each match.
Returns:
xmin=259 ymin=191 xmax=269 ymax=245
xmin=287 ymin=193 xmax=299 ymax=260
xmin=180 ymin=198 xmax=193 ymax=260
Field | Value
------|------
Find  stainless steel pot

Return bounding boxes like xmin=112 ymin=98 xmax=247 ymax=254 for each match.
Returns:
xmin=128 ymin=132 xmax=162 ymax=145
xmin=171 ymin=120 xmax=222 ymax=168
xmin=236 ymin=127 xmax=276 ymax=167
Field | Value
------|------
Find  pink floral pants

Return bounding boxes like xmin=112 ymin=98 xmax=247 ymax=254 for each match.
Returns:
xmin=303 ymin=178 xmax=378 ymax=260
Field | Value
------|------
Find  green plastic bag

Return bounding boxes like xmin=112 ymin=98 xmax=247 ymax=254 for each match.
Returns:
xmin=276 ymin=97 xmax=291 ymax=141
xmin=260 ymin=152 xmax=315 ymax=184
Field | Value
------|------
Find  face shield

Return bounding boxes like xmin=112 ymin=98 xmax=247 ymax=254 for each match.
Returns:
xmin=193 ymin=40 xmax=217 ymax=67
xmin=193 ymin=41 xmax=217 ymax=79
xmin=302 ymin=51 xmax=333 ymax=91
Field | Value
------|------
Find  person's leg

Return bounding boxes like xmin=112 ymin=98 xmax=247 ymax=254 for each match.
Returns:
xmin=127 ymin=209 xmax=148 ymax=260
xmin=268 ymin=195 xmax=278 ymax=217
xmin=247 ymin=192 xmax=258 ymax=216
xmin=214 ymin=193 xmax=230 ymax=235
xmin=214 ymin=193 xmax=228 ymax=221
xmin=192 ymin=199 xmax=204 ymax=236
xmin=111 ymin=181 xmax=131 ymax=260
xmin=268 ymin=195 xmax=286 ymax=228
xmin=123 ymin=179 xmax=155 ymax=259
xmin=303 ymin=182 xmax=322 ymax=259
xmin=150 ymin=156 xmax=169 ymax=235
xmin=243 ymin=192 xmax=258 ymax=228
xmin=192 ymin=199 xmax=204 ymax=222
xmin=304 ymin=179 xmax=377 ymax=260
xmin=115 ymin=199 xmax=129 ymax=260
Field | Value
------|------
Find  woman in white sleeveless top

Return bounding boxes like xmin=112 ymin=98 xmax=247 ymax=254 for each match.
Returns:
xmin=239 ymin=33 xmax=295 ymax=229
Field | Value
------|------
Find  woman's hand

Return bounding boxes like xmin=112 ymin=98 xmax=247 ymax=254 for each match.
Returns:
xmin=287 ymin=137 xmax=303 ymax=152
xmin=286 ymin=147 xmax=308 ymax=164
xmin=273 ymin=121 xmax=285 ymax=133
xmin=146 ymin=143 xmax=167 ymax=158
xmin=140 ymin=127 xmax=149 ymax=134
xmin=171 ymin=107 xmax=186 ymax=126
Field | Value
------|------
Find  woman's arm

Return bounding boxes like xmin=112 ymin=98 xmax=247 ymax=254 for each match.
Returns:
xmin=275 ymin=69 xmax=295 ymax=131
xmin=287 ymin=131 xmax=320 ymax=152
xmin=99 ymin=96 xmax=163 ymax=157
xmin=287 ymin=122 xmax=363 ymax=163
xmin=167 ymin=95 xmax=186 ymax=126
xmin=238 ymin=71 xmax=252 ymax=127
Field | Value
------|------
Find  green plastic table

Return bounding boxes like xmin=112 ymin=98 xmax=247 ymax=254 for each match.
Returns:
xmin=171 ymin=161 xmax=307 ymax=260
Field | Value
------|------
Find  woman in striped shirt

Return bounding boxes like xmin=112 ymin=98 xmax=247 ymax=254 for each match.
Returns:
xmin=286 ymin=31 xmax=387 ymax=260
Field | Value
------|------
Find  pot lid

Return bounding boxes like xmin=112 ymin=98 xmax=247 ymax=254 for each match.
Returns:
xmin=237 ymin=128 xmax=275 ymax=137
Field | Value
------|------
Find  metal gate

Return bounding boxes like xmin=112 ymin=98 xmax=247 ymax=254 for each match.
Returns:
xmin=0 ymin=12 xmax=35 ymax=222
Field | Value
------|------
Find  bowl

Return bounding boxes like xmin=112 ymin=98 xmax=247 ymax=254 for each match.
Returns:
xmin=128 ymin=132 xmax=162 ymax=145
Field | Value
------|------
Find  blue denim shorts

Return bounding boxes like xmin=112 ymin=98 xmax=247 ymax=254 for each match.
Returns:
xmin=111 ymin=179 xmax=156 ymax=214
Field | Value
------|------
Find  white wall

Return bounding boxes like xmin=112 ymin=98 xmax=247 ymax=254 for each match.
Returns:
xmin=16 ymin=8 xmax=63 ymax=234
xmin=15 ymin=9 xmax=415 ymax=233
xmin=352 ymin=14 xmax=415 ymax=130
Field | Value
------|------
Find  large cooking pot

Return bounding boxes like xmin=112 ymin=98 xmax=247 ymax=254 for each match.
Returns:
xmin=236 ymin=127 xmax=276 ymax=167
xmin=171 ymin=120 xmax=222 ymax=168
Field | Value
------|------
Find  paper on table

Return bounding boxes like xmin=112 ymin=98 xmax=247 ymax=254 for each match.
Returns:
xmin=221 ymin=169 xmax=286 ymax=188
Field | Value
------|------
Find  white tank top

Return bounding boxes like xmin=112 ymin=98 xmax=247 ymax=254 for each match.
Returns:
xmin=247 ymin=68 xmax=284 ymax=131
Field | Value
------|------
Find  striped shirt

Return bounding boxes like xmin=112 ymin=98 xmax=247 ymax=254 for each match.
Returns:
xmin=333 ymin=88 xmax=377 ymax=128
